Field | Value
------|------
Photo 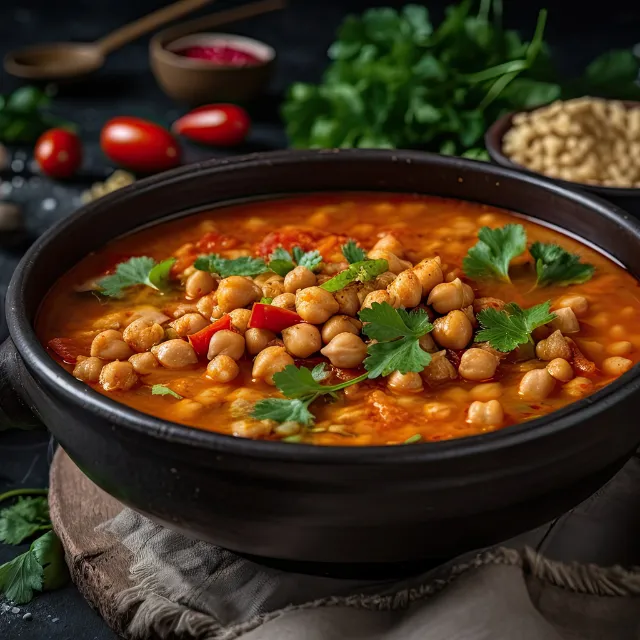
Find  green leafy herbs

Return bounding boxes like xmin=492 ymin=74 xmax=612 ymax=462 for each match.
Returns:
xmin=267 ymin=245 xmax=322 ymax=277
xmin=530 ymin=242 xmax=595 ymax=287
xmin=151 ymin=385 xmax=183 ymax=400
xmin=463 ymin=224 xmax=527 ymax=283
xmin=252 ymin=364 xmax=369 ymax=426
xmin=282 ymin=3 xmax=640 ymax=155
xmin=359 ymin=302 xmax=434 ymax=377
xmin=0 ymin=531 xmax=68 ymax=604
xmin=260 ymin=297 xmax=273 ymax=305
xmin=475 ymin=301 xmax=556 ymax=352
xmin=320 ymin=259 xmax=388 ymax=292
xmin=0 ymin=497 xmax=51 ymax=545
xmin=404 ymin=434 xmax=422 ymax=444
xmin=97 ymin=256 xmax=176 ymax=298
xmin=194 ymin=254 xmax=270 ymax=278
xmin=0 ymin=86 xmax=75 ymax=144
xmin=341 ymin=239 xmax=367 ymax=264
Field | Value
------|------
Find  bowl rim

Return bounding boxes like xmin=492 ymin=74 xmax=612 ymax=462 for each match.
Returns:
xmin=151 ymin=30 xmax=275 ymax=71
xmin=7 ymin=148 xmax=640 ymax=464
xmin=485 ymin=102 xmax=640 ymax=197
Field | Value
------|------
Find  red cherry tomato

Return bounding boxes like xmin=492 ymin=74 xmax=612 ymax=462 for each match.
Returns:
xmin=172 ymin=104 xmax=250 ymax=147
xmin=100 ymin=117 xmax=181 ymax=173
xmin=248 ymin=304 xmax=303 ymax=333
xmin=34 ymin=129 xmax=82 ymax=178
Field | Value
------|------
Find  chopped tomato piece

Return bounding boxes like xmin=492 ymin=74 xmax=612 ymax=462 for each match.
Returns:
xmin=568 ymin=338 xmax=597 ymax=377
xmin=47 ymin=338 xmax=88 ymax=364
xmin=248 ymin=304 xmax=302 ymax=333
xmin=188 ymin=315 xmax=232 ymax=358
xmin=255 ymin=229 xmax=326 ymax=258
xmin=196 ymin=232 xmax=239 ymax=253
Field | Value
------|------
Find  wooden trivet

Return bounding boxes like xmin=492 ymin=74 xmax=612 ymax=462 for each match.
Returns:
xmin=49 ymin=448 xmax=131 ymax=637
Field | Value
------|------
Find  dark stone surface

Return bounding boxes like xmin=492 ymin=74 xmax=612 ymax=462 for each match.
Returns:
xmin=0 ymin=0 xmax=639 ymax=638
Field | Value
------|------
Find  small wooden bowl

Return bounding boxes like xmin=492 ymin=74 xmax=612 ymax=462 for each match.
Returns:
xmin=485 ymin=104 xmax=640 ymax=217
xmin=150 ymin=30 xmax=275 ymax=106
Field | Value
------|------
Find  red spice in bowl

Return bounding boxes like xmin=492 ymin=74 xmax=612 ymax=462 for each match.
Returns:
xmin=174 ymin=45 xmax=262 ymax=67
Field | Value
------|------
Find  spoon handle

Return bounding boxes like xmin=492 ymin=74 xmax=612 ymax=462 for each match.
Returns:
xmin=95 ymin=0 xmax=215 ymax=56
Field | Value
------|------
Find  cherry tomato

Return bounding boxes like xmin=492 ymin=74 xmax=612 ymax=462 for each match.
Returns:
xmin=248 ymin=304 xmax=303 ymax=333
xmin=100 ymin=117 xmax=181 ymax=173
xmin=172 ymin=104 xmax=250 ymax=147
xmin=34 ymin=129 xmax=82 ymax=178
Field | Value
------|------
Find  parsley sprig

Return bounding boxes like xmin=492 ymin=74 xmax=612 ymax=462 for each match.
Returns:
xmin=463 ymin=224 xmax=526 ymax=283
xmin=530 ymin=242 xmax=595 ymax=287
xmin=151 ymin=384 xmax=183 ymax=400
xmin=475 ymin=301 xmax=556 ymax=352
xmin=97 ymin=256 xmax=176 ymax=298
xmin=0 ymin=496 xmax=51 ymax=544
xmin=194 ymin=254 xmax=270 ymax=278
xmin=341 ymin=239 xmax=367 ymax=264
xmin=320 ymin=259 xmax=388 ymax=292
xmin=268 ymin=245 xmax=322 ymax=277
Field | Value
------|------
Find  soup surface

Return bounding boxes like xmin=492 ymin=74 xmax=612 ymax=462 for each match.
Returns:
xmin=37 ymin=193 xmax=640 ymax=445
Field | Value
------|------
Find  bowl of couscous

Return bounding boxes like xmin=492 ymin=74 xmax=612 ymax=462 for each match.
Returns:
xmin=485 ymin=98 xmax=640 ymax=216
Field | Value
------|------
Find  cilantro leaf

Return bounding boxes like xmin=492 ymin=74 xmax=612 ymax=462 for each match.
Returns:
xmin=0 ymin=546 xmax=43 ymax=604
xmin=530 ymin=242 xmax=595 ymax=287
xmin=359 ymin=303 xmax=432 ymax=341
xmin=475 ymin=301 xmax=556 ymax=352
xmin=342 ymin=239 xmax=367 ymax=264
xmin=320 ymin=259 xmax=388 ymax=292
xmin=0 ymin=497 xmax=51 ymax=545
xmin=260 ymin=297 xmax=273 ymax=305
xmin=463 ymin=224 xmax=527 ymax=282
xmin=364 ymin=336 xmax=432 ymax=378
xmin=268 ymin=246 xmax=322 ymax=276
xmin=251 ymin=398 xmax=316 ymax=426
xmin=311 ymin=363 xmax=331 ymax=382
xmin=32 ymin=530 xmax=68 ymax=592
xmin=271 ymin=247 xmax=292 ymax=261
xmin=195 ymin=254 xmax=269 ymax=277
xmin=98 ymin=256 xmax=176 ymax=298
xmin=295 ymin=249 xmax=322 ymax=272
xmin=151 ymin=385 xmax=183 ymax=400
xmin=268 ymin=260 xmax=295 ymax=277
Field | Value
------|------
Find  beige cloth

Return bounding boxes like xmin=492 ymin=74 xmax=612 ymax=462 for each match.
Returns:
xmin=101 ymin=455 xmax=640 ymax=640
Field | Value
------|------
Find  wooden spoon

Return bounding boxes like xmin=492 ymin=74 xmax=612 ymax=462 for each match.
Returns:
xmin=3 ymin=0 xmax=215 ymax=81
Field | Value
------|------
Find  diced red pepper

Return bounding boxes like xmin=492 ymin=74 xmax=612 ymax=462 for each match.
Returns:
xmin=188 ymin=315 xmax=232 ymax=357
xmin=248 ymin=304 xmax=302 ymax=333
xmin=255 ymin=229 xmax=325 ymax=258
xmin=47 ymin=338 xmax=88 ymax=364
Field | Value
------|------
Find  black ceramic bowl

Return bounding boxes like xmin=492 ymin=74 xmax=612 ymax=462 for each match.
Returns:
xmin=3 ymin=150 xmax=640 ymax=571
xmin=485 ymin=105 xmax=640 ymax=217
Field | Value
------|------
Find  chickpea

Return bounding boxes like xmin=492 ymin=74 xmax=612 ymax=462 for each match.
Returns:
xmin=271 ymin=293 xmax=296 ymax=311
xmin=232 ymin=419 xmax=273 ymax=438
xmin=361 ymin=289 xmax=396 ymax=311
xmin=427 ymin=278 xmax=474 ymax=314
xmin=295 ymin=286 xmax=339 ymax=324
xmin=602 ymin=356 xmax=633 ymax=377
xmin=519 ymin=368 xmax=556 ymax=401
xmin=282 ymin=323 xmax=322 ymax=358
xmin=334 ymin=285 xmax=360 ymax=317
xmin=388 ymin=269 xmax=422 ymax=308
xmin=122 ymin=319 xmax=165 ymax=353
xmin=262 ymin=274 xmax=285 ymax=298
xmin=535 ymin=330 xmax=572 ymax=361
xmin=196 ymin=292 xmax=217 ymax=320
xmin=555 ymin=295 xmax=588 ymax=318
xmin=367 ymin=249 xmax=412 ymax=274
xmin=90 ymin=330 xmax=134 ymax=361
xmin=372 ymin=234 xmax=405 ymax=257
xmin=320 ymin=333 xmax=368 ymax=368
xmin=424 ymin=402 xmax=452 ymax=420
xmin=229 ymin=308 xmax=252 ymax=335
xmin=467 ymin=400 xmax=504 ymax=427
xmin=432 ymin=310 xmax=473 ymax=350
xmin=609 ymin=324 xmax=626 ymax=341
xmin=321 ymin=315 xmax=362 ymax=344
xmin=170 ymin=313 xmax=210 ymax=338
xmin=563 ymin=376 xmax=594 ymax=397
xmin=129 ymin=352 xmax=159 ymax=375
xmin=373 ymin=271 xmax=396 ymax=290
xmin=470 ymin=382 xmax=503 ymax=402
xmin=412 ymin=257 xmax=443 ymax=296
xmin=73 ymin=356 xmax=103 ymax=383
xmin=550 ymin=307 xmax=580 ymax=334
xmin=245 ymin=328 xmax=276 ymax=355
xmin=151 ymin=340 xmax=198 ymax=369
xmin=216 ymin=276 xmax=261 ymax=312
xmin=207 ymin=330 xmax=245 ymax=361
xmin=458 ymin=348 xmax=499 ymax=381
xmin=473 ymin=297 xmax=506 ymax=314
xmin=99 ymin=360 xmax=138 ymax=391
xmin=252 ymin=346 xmax=295 ymax=385
xmin=284 ymin=266 xmax=317 ymax=294
xmin=185 ymin=270 xmax=216 ymax=299
xmin=419 ymin=333 xmax=437 ymax=353
xmin=547 ymin=358 xmax=574 ymax=382
xmin=607 ymin=341 xmax=633 ymax=356
xmin=420 ymin=351 xmax=457 ymax=386
xmin=387 ymin=371 xmax=423 ymax=393
xmin=206 ymin=354 xmax=240 ymax=383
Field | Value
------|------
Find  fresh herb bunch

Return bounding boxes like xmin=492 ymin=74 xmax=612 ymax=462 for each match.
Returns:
xmin=282 ymin=2 xmax=640 ymax=155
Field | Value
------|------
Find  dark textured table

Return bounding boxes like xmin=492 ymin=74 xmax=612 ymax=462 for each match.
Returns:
xmin=1 ymin=1 xmax=640 ymax=638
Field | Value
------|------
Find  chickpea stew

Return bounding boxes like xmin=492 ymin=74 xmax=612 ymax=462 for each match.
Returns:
xmin=37 ymin=193 xmax=640 ymax=446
